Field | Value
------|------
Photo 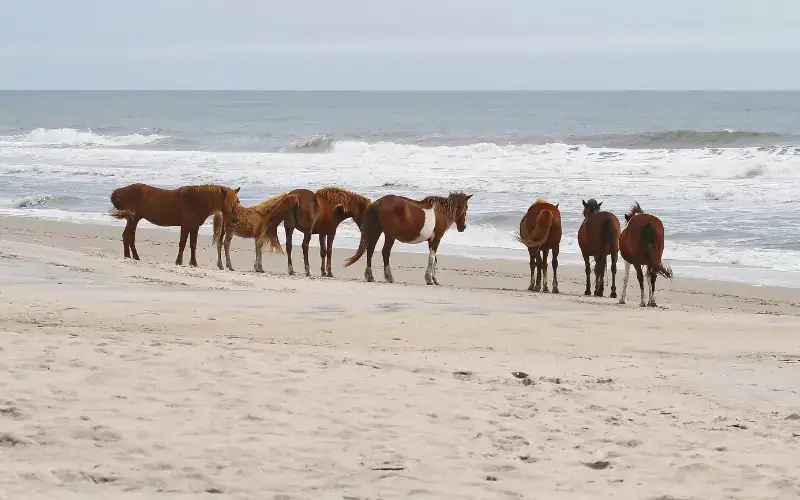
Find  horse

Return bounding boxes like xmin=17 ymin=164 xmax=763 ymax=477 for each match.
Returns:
xmin=212 ymin=192 xmax=300 ymax=273
xmin=109 ymin=183 xmax=241 ymax=267
xmin=516 ymin=199 xmax=562 ymax=293
xmin=314 ymin=187 xmax=371 ymax=277
xmin=344 ymin=191 xmax=472 ymax=285
xmin=618 ymin=202 xmax=674 ymax=307
xmin=577 ymin=199 xmax=621 ymax=297
xmin=281 ymin=189 xmax=320 ymax=277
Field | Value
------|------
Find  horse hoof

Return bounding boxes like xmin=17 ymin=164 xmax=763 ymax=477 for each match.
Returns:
xmin=527 ymin=285 xmax=535 ymax=291
xmin=648 ymin=302 xmax=658 ymax=308
xmin=542 ymin=287 xmax=549 ymax=293
xmin=618 ymin=299 xmax=626 ymax=305
xmin=610 ymin=292 xmax=617 ymax=299
xmin=584 ymin=290 xmax=591 ymax=296
xmin=288 ymin=270 xmax=295 ymax=276
xmin=217 ymin=264 xmax=224 ymax=271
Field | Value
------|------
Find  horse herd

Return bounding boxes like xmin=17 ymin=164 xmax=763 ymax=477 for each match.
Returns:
xmin=109 ymin=182 xmax=672 ymax=308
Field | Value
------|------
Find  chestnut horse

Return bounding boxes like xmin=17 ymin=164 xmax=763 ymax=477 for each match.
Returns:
xmin=282 ymin=189 xmax=320 ymax=277
xmin=516 ymin=199 xmax=562 ymax=293
xmin=314 ymin=187 xmax=371 ymax=277
xmin=577 ymin=199 xmax=621 ymax=297
xmin=109 ymin=183 xmax=241 ymax=267
xmin=212 ymin=192 xmax=300 ymax=273
xmin=344 ymin=191 xmax=472 ymax=285
xmin=618 ymin=202 xmax=673 ymax=307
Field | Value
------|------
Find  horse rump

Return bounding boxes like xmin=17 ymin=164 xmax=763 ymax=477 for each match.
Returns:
xmin=344 ymin=202 xmax=380 ymax=267
xmin=256 ymin=193 xmax=301 ymax=254
xmin=516 ymin=209 xmax=552 ymax=249
xmin=641 ymin=223 xmax=673 ymax=279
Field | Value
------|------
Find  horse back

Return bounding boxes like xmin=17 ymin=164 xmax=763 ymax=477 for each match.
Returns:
xmin=578 ymin=211 xmax=620 ymax=257
xmin=521 ymin=201 xmax=562 ymax=248
xmin=620 ymin=213 xmax=665 ymax=264
xmin=373 ymin=194 xmax=429 ymax=242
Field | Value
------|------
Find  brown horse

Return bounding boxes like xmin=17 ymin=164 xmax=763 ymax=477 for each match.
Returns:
xmin=516 ymin=199 xmax=562 ymax=293
xmin=577 ymin=199 xmax=621 ymax=297
xmin=109 ymin=183 xmax=241 ymax=267
xmin=314 ymin=187 xmax=371 ymax=277
xmin=344 ymin=191 xmax=472 ymax=285
xmin=212 ymin=192 xmax=300 ymax=273
xmin=618 ymin=202 xmax=674 ymax=307
xmin=282 ymin=189 xmax=320 ymax=277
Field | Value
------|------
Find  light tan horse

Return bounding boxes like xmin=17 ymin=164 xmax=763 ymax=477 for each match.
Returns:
xmin=212 ymin=193 xmax=300 ymax=272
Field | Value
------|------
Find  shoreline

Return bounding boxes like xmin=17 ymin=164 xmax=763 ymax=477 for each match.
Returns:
xmin=1 ymin=209 xmax=799 ymax=289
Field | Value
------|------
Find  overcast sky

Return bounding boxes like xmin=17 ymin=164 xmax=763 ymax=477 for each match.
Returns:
xmin=2 ymin=0 xmax=800 ymax=90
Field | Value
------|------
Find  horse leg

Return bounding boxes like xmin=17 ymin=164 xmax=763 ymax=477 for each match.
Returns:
xmin=326 ymin=230 xmax=336 ymax=277
xmin=533 ymin=249 xmax=542 ymax=292
xmin=551 ymin=244 xmax=560 ymax=294
xmin=541 ymin=248 xmax=550 ymax=293
xmin=609 ymin=251 xmax=618 ymax=299
xmin=188 ymin=227 xmax=199 ymax=267
xmin=648 ymin=266 xmax=658 ymax=307
xmin=619 ymin=261 xmax=631 ymax=304
xmin=318 ymin=233 xmax=327 ymax=276
xmin=364 ymin=229 xmax=381 ymax=283
xmin=301 ymin=230 xmax=312 ymax=277
xmin=216 ymin=225 xmax=225 ymax=270
xmin=583 ymin=254 xmax=591 ymax=296
xmin=284 ymin=224 xmax=295 ymax=275
xmin=382 ymin=237 xmax=396 ymax=283
xmin=636 ymin=264 xmax=646 ymax=307
xmin=121 ymin=219 xmax=133 ymax=258
xmin=254 ymin=239 xmax=264 ymax=273
xmin=176 ymin=226 xmax=189 ymax=266
xmin=129 ymin=218 xmax=141 ymax=260
xmin=426 ymin=238 xmax=442 ymax=285
xmin=594 ymin=255 xmax=606 ymax=297
xmin=527 ymin=247 xmax=537 ymax=291
xmin=224 ymin=232 xmax=235 ymax=271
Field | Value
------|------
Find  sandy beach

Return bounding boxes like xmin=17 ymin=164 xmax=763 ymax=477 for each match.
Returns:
xmin=1 ymin=215 xmax=799 ymax=499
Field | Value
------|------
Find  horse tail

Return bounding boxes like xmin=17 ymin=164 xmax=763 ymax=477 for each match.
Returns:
xmin=516 ymin=209 xmax=552 ymax=249
xmin=344 ymin=202 xmax=380 ymax=267
xmin=641 ymin=223 xmax=673 ymax=279
xmin=212 ymin=211 xmax=224 ymax=246
xmin=256 ymin=194 xmax=300 ymax=254
xmin=109 ymin=208 xmax=134 ymax=221
xmin=601 ymin=216 xmax=614 ymax=254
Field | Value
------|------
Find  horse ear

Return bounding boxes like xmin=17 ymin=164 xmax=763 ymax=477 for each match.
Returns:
xmin=465 ymin=194 xmax=473 ymax=201
xmin=582 ymin=199 xmax=587 ymax=207
xmin=624 ymin=214 xmax=630 ymax=221
xmin=234 ymin=187 xmax=240 ymax=193
xmin=555 ymin=203 xmax=559 ymax=208
xmin=597 ymin=201 xmax=603 ymax=209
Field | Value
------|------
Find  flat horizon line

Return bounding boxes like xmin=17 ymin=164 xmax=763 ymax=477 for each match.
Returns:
xmin=3 ymin=89 xmax=800 ymax=93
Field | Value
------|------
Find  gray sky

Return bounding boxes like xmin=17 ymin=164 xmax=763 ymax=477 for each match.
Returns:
xmin=2 ymin=0 xmax=800 ymax=90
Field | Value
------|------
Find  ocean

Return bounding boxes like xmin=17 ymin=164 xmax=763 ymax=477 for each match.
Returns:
xmin=1 ymin=91 xmax=799 ymax=287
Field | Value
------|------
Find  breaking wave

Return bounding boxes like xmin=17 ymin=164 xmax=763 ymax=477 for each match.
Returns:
xmin=0 ymin=128 xmax=168 ymax=148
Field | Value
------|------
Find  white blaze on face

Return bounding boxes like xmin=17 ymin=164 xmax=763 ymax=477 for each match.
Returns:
xmin=408 ymin=207 xmax=436 ymax=244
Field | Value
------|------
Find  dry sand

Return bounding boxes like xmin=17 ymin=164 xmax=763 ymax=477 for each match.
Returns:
xmin=1 ymin=215 xmax=799 ymax=500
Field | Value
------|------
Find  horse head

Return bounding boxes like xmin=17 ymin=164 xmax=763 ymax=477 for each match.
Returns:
xmin=450 ymin=191 xmax=473 ymax=232
xmin=348 ymin=196 xmax=372 ymax=230
xmin=582 ymin=199 xmax=602 ymax=219
xmin=224 ymin=187 xmax=241 ymax=226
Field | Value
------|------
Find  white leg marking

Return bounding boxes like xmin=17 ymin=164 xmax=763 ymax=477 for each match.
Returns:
xmin=425 ymin=249 xmax=436 ymax=284
xmin=647 ymin=266 xmax=655 ymax=305
xmin=384 ymin=264 xmax=394 ymax=283
xmin=619 ymin=261 xmax=631 ymax=304
xmin=408 ymin=208 xmax=436 ymax=244
xmin=542 ymin=264 xmax=549 ymax=291
xmin=641 ymin=270 xmax=649 ymax=307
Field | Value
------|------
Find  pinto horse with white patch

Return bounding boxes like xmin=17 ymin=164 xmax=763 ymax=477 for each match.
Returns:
xmin=618 ymin=202 xmax=673 ymax=307
xmin=344 ymin=191 xmax=472 ymax=285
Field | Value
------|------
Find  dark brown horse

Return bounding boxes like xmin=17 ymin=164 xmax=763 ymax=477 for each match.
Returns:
xmin=344 ymin=191 xmax=472 ymax=285
xmin=577 ymin=199 xmax=621 ymax=297
xmin=516 ymin=199 xmax=562 ymax=293
xmin=618 ymin=202 xmax=673 ymax=307
xmin=282 ymin=189 xmax=321 ymax=276
xmin=109 ymin=183 xmax=241 ymax=267
xmin=314 ymin=187 xmax=371 ymax=277
xmin=212 ymin=192 xmax=300 ymax=273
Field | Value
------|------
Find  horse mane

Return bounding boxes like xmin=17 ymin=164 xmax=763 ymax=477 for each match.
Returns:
xmin=253 ymin=192 xmax=296 ymax=216
xmin=626 ymin=202 xmax=644 ymax=219
xmin=316 ymin=187 xmax=370 ymax=213
xmin=421 ymin=191 xmax=469 ymax=226
xmin=535 ymin=198 xmax=548 ymax=204
xmin=179 ymin=184 xmax=230 ymax=211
